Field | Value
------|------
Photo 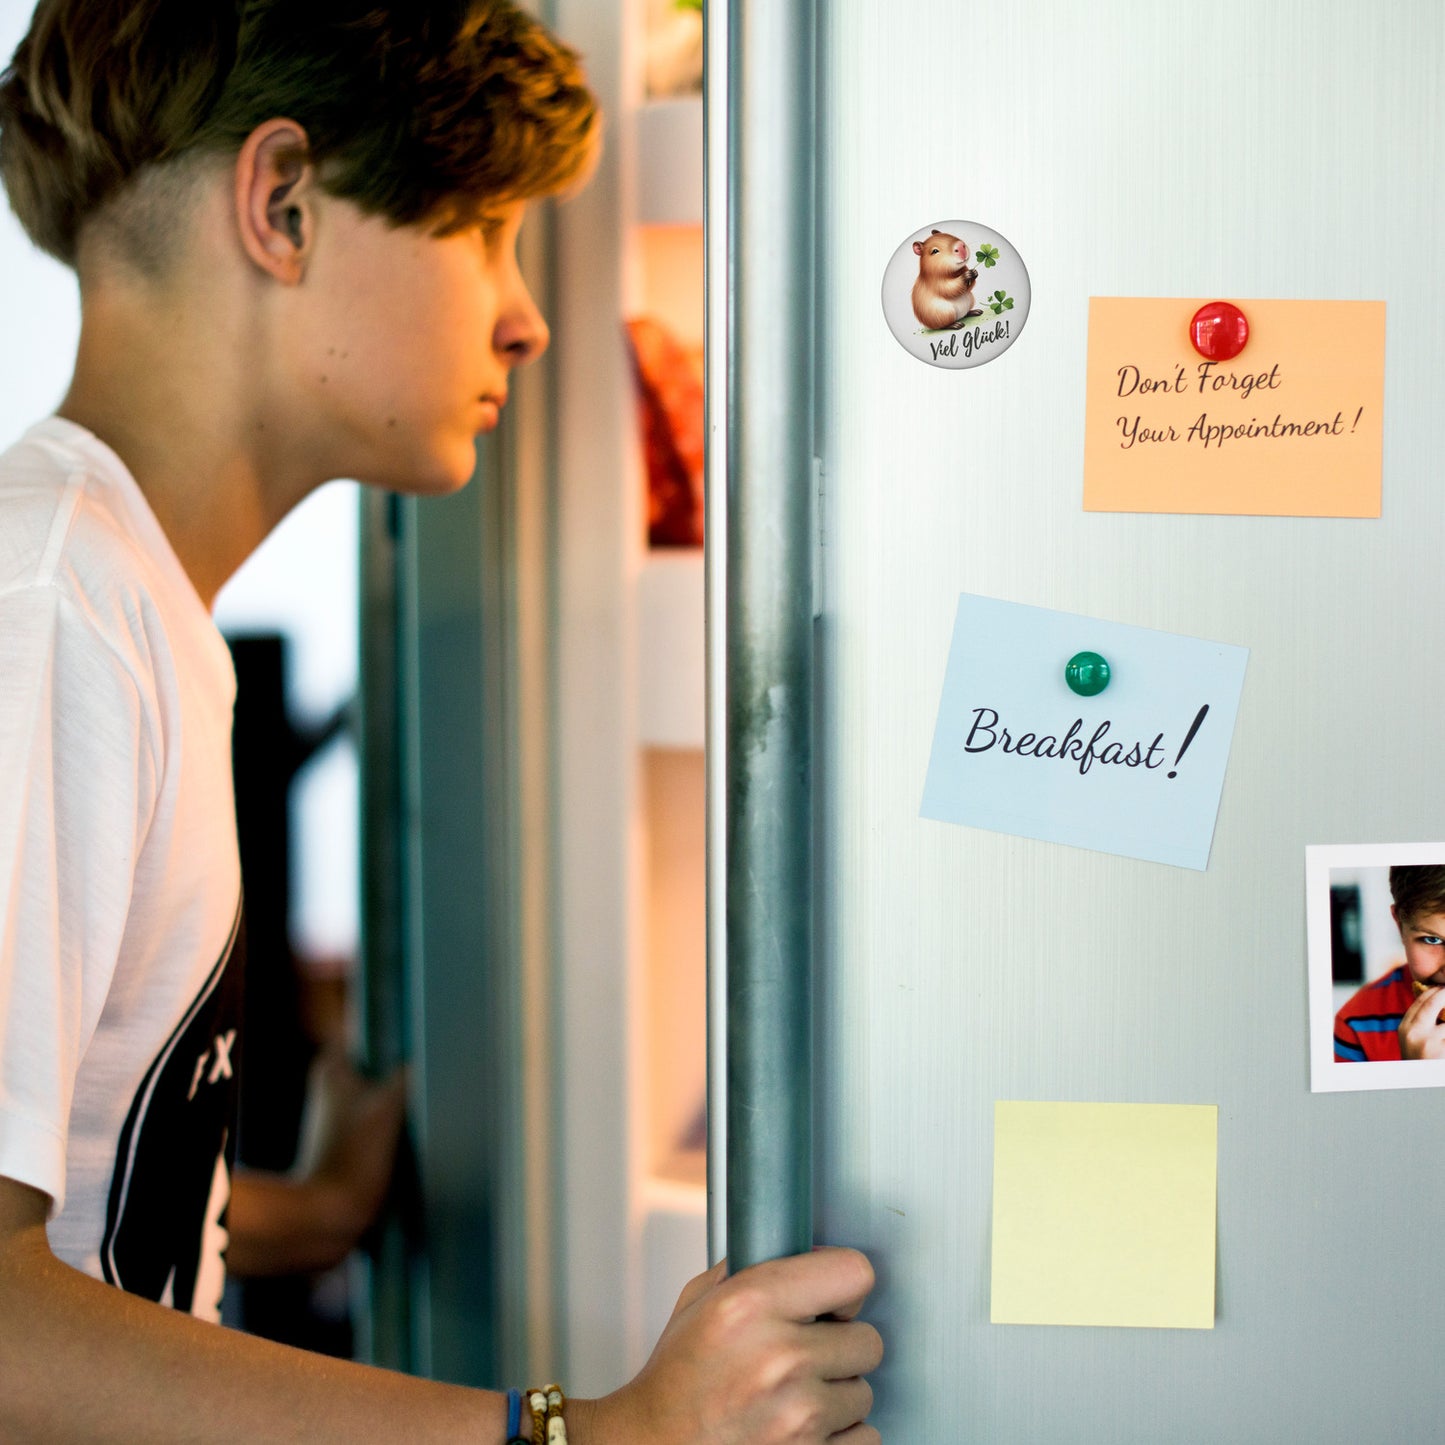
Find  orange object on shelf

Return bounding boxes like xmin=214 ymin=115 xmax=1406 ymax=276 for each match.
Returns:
xmin=626 ymin=316 xmax=704 ymax=548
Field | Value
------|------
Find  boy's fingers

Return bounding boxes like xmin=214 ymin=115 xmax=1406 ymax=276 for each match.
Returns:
xmin=810 ymin=1245 xmax=874 ymax=1322
xmin=673 ymin=1256 xmax=728 ymax=1316
xmin=1402 ymin=987 xmax=1445 ymax=1029
xmin=810 ymin=1318 xmax=885 ymax=1380
xmin=818 ymin=1376 xmax=874 ymax=1438
xmin=376 ymin=1067 xmax=409 ymax=1113
xmin=827 ymin=1426 xmax=882 ymax=1445
xmin=1427 ymin=986 xmax=1445 ymax=1027
xmin=730 ymin=1246 xmax=875 ymax=1324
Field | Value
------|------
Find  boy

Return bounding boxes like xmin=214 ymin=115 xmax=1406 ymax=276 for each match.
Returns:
xmin=0 ymin=2 xmax=883 ymax=1440
xmin=1334 ymin=864 xmax=1445 ymax=1062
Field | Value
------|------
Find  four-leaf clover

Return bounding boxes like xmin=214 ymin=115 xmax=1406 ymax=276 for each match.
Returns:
xmin=975 ymin=244 xmax=1000 ymax=267
xmin=988 ymin=290 xmax=1015 ymax=315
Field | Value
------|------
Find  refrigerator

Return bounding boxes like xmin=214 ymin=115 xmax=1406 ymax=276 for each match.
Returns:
xmin=718 ymin=1 xmax=1445 ymax=1440
xmin=361 ymin=1 xmax=1444 ymax=1436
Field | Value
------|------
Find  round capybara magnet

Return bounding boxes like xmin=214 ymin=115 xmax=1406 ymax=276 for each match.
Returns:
xmin=882 ymin=219 xmax=1030 ymax=369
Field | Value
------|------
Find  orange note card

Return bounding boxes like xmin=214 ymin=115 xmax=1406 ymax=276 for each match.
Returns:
xmin=1083 ymin=298 xmax=1385 ymax=517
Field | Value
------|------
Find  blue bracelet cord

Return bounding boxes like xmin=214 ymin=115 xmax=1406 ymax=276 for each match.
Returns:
xmin=506 ymin=1387 xmax=524 ymax=1441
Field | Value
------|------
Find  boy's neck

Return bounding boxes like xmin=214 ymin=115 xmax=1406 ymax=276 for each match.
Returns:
xmin=57 ymin=282 xmax=329 ymax=612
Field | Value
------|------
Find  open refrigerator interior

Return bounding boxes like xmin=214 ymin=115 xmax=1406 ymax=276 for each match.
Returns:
xmin=548 ymin=0 xmax=710 ymax=1384
xmin=630 ymin=4 xmax=708 ymax=1361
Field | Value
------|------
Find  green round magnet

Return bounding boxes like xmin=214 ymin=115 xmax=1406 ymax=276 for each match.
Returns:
xmin=1065 ymin=651 xmax=1111 ymax=697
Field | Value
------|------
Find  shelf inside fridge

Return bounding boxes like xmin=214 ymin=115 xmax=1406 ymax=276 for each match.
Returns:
xmin=638 ymin=550 xmax=704 ymax=748
xmin=636 ymin=97 xmax=703 ymax=226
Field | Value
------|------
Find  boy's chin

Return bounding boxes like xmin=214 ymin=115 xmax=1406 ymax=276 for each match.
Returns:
xmin=369 ymin=436 xmax=481 ymax=496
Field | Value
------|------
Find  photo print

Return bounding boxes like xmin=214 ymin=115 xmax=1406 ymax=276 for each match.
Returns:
xmin=1305 ymin=842 xmax=1445 ymax=1093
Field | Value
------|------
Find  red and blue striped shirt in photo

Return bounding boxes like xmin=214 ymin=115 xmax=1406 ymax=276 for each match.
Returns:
xmin=1334 ymin=965 xmax=1414 ymax=1063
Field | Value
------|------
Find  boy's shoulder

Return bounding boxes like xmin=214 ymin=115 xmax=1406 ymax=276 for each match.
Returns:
xmin=1337 ymin=964 xmax=1412 ymax=1021
xmin=0 ymin=416 xmax=231 ymax=702
xmin=0 ymin=417 xmax=146 ymax=597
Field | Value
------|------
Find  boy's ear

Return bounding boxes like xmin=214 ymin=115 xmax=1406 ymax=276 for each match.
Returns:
xmin=1391 ymin=904 xmax=1401 ymax=931
xmin=234 ymin=119 xmax=316 ymax=282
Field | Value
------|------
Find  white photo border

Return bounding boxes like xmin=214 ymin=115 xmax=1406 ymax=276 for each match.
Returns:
xmin=1306 ymin=842 xmax=1445 ymax=1093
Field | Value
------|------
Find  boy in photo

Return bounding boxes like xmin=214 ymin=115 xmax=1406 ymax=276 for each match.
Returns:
xmin=1334 ymin=864 xmax=1445 ymax=1062
xmin=0 ymin=2 xmax=882 ymax=1440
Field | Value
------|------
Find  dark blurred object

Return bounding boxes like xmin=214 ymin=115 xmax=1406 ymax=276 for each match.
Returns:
xmin=627 ymin=316 xmax=705 ymax=548
xmin=1330 ymin=882 xmax=1364 ymax=984
xmin=225 ymin=632 xmax=356 ymax=1356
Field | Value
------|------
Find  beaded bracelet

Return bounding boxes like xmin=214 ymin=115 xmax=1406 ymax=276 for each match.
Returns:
xmin=526 ymin=1383 xmax=568 ymax=1445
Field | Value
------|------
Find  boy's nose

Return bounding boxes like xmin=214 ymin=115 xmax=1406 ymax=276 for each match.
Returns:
xmin=498 ymin=283 xmax=550 ymax=369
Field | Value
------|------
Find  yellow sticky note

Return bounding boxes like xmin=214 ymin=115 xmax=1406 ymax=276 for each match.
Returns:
xmin=1083 ymin=297 xmax=1384 ymax=516
xmin=991 ymin=1101 xmax=1218 ymax=1330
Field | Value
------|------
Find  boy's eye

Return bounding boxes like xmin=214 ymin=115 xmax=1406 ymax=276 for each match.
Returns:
xmin=1417 ymin=935 xmax=1444 ymax=946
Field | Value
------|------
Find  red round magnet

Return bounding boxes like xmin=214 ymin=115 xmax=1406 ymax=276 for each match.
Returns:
xmin=1189 ymin=301 xmax=1249 ymax=361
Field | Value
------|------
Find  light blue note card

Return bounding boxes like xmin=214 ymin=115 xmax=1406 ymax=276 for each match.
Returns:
xmin=921 ymin=595 xmax=1249 ymax=869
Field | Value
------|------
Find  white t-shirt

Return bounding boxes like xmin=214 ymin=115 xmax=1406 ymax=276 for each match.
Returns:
xmin=0 ymin=415 xmax=244 ymax=1322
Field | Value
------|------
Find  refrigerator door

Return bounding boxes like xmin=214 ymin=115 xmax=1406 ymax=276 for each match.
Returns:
xmin=805 ymin=3 xmax=1445 ymax=1439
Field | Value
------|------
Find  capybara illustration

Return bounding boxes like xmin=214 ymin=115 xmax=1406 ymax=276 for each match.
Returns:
xmin=911 ymin=229 xmax=984 ymax=330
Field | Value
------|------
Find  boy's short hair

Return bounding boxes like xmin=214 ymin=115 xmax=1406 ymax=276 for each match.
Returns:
xmin=1388 ymin=865 xmax=1445 ymax=927
xmin=0 ymin=0 xmax=599 ymax=278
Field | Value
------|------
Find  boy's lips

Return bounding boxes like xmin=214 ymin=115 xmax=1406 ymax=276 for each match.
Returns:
xmin=477 ymin=393 xmax=506 ymax=431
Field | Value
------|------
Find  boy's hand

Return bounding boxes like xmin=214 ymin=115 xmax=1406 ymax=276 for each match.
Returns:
xmin=292 ymin=1046 xmax=409 ymax=1227
xmin=226 ymin=1049 xmax=408 ymax=1277
xmin=1399 ymin=986 xmax=1445 ymax=1059
xmin=573 ymin=1246 xmax=882 ymax=1445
